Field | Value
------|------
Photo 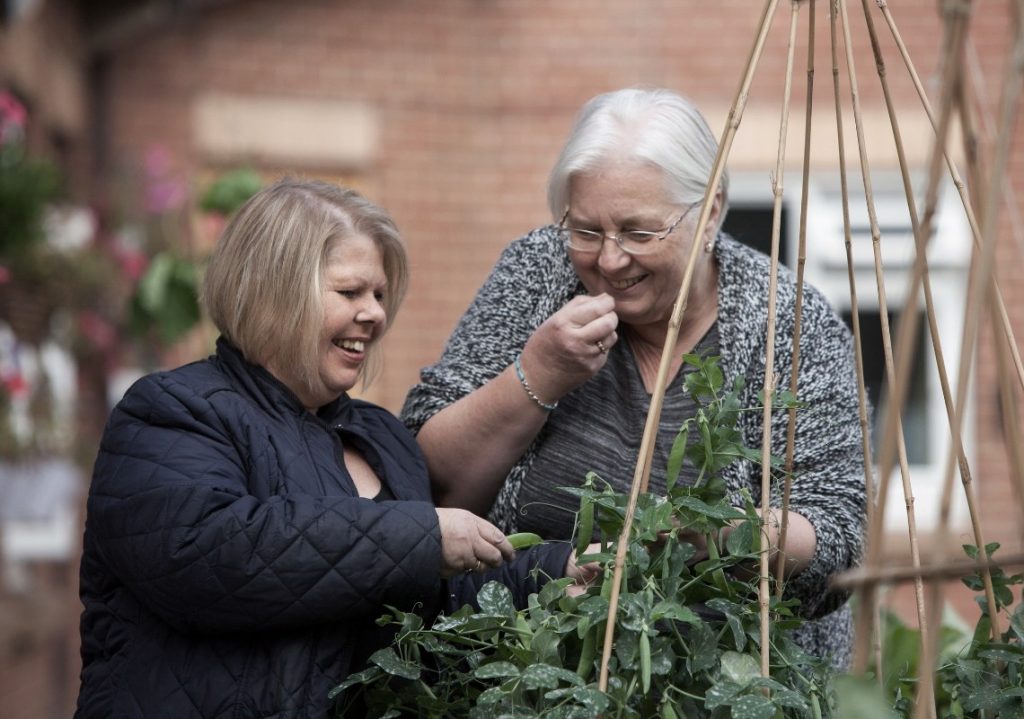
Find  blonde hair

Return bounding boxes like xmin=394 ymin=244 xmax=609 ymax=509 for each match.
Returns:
xmin=201 ymin=178 xmax=408 ymax=392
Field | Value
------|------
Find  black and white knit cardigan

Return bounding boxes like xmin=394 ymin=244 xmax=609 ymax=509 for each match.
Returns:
xmin=401 ymin=227 xmax=868 ymax=668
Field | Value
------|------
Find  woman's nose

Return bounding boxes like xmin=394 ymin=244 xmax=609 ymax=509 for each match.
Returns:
xmin=356 ymin=297 xmax=386 ymax=325
xmin=597 ymin=236 xmax=631 ymax=272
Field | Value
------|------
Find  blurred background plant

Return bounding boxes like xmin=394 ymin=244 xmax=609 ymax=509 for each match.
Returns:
xmin=0 ymin=87 xmax=262 ymax=461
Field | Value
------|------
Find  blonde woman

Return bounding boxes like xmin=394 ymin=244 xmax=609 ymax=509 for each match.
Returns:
xmin=75 ymin=179 xmax=588 ymax=719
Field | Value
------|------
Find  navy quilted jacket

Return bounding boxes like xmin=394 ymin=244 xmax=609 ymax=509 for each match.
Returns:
xmin=76 ymin=339 xmax=572 ymax=719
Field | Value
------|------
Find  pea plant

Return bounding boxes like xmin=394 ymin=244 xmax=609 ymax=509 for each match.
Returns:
xmin=330 ymin=353 xmax=844 ymax=718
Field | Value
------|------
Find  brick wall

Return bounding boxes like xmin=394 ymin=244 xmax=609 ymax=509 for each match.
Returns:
xmin=90 ymin=0 xmax=1022 ymax=545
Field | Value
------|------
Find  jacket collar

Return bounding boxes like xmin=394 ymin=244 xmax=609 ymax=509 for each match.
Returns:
xmin=214 ymin=337 xmax=352 ymax=424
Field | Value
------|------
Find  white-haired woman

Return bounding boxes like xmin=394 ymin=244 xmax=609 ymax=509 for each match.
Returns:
xmin=75 ymin=179 xmax=590 ymax=719
xmin=402 ymin=88 xmax=867 ymax=669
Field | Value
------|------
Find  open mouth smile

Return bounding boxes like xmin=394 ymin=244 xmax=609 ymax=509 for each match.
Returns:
xmin=608 ymin=275 xmax=646 ymax=290
xmin=333 ymin=339 xmax=367 ymax=353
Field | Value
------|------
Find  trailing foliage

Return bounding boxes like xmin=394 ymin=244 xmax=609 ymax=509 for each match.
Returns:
xmin=330 ymin=353 xmax=1023 ymax=718
xmin=333 ymin=354 xmax=840 ymax=718
xmin=877 ymin=542 xmax=1024 ymax=719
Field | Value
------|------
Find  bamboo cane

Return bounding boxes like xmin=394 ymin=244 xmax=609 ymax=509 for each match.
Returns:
xmin=775 ymin=0 xmax=816 ymax=599
xmin=597 ymin=0 xmax=784 ymax=692
xmin=858 ymin=2 xmax=984 ymax=713
xmin=877 ymin=0 xmax=1024 ymax=395
xmin=754 ymin=0 xmax=802 ymax=681
xmin=832 ymin=551 xmax=1024 ymax=589
xmin=959 ymin=27 xmax=1024 ymax=529
xmin=936 ymin=0 xmax=1024 ymax=641
xmin=855 ymin=0 xmax=977 ymax=671
xmin=834 ymin=0 xmax=932 ymax=676
xmin=965 ymin=38 xmax=1024 ymax=369
xmin=828 ymin=0 xmax=885 ymax=680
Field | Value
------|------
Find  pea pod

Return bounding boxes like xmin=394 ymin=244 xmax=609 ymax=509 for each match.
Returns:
xmin=514 ymin=614 xmax=533 ymax=647
xmin=639 ymin=630 xmax=652 ymax=694
xmin=506 ymin=532 xmax=543 ymax=550
xmin=575 ymin=499 xmax=595 ymax=557
xmin=705 ymin=531 xmax=732 ymax=597
xmin=661 ymin=702 xmax=679 ymax=719
xmin=576 ymin=625 xmax=596 ymax=680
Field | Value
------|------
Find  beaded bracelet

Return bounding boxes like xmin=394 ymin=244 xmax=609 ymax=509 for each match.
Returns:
xmin=513 ymin=353 xmax=558 ymax=412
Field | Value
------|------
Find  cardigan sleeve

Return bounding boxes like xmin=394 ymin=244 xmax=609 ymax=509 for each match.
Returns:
xmin=445 ymin=541 xmax=574 ymax=612
xmin=86 ymin=372 xmax=445 ymax=635
xmin=400 ymin=227 xmax=581 ymax=436
xmin=741 ymin=286 xmax=868 ymax=620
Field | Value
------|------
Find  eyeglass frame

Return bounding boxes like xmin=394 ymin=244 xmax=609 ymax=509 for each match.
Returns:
xmin=556 ymin=202 xmax=701 ymax=256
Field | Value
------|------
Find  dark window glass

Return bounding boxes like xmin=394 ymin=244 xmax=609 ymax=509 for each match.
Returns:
xmin=722 ymin=205 xmax=790 ymax=269
xmin=841 ymin=309 xmax=930 ymax=465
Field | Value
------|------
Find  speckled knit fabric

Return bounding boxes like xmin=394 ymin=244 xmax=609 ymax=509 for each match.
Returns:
xmin=401 ymin=227 xmax=868 ymax=669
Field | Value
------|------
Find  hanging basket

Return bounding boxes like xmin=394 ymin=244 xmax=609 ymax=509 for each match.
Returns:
xmin=0 ymin=277 xmax=55 ymax=346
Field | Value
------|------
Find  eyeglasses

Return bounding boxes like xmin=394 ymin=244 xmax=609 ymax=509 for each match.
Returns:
xmin=556 ymin=203 xmax=699 ymax=256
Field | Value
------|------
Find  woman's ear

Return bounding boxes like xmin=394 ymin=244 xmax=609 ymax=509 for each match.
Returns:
xmin=697 ymin=191 xmax=724 ymax=243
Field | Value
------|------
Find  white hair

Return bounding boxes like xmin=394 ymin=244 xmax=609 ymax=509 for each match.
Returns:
xmin=547 ymin=87 xmax=729 ymax=227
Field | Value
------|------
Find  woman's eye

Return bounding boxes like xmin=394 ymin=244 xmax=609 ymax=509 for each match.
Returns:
xmin=374 ymin=291 xmax=385 ymax=302
xmin=338 ymin=290 xmax=358 ymax=298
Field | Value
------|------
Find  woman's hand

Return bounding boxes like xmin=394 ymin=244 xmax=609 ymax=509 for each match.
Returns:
xmin=436 ymin=508 xmax=515 ymax=578
xmin=519 ymin=293 xmax=619 ymax=402
xmin=565 ymin=542 xmax=603 ymax=597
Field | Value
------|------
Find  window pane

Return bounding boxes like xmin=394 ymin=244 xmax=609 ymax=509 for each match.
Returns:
xmin=841 ymin=309 xmax=930 ymax=465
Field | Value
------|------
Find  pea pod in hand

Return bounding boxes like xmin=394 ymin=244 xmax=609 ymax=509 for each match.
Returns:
xmin=506 ymin=532 xmax=543 ymax=550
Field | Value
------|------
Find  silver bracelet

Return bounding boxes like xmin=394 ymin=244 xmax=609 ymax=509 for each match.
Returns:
xmin=513 ymin=354 xmax=558 ymax=412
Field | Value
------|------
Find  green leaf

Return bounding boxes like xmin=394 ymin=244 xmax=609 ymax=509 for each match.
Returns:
xmin=978 ymin=646 xmax=1024 ymax=663
xmin=569 ymin=686 xmax=610 ymax=713
xmin=478 ymin=582 xmax=516 ymax=617
xmin=961 ymin=683 xmax=1003 ymax=712
xmin=675 ymin=495 xmax=746 ymax=521
xmin=327 ymin=666 xmax=383 ymax=698
xmin=199 ymin=168 xmax=262 ymax=215
xmin=520 ymin=663 xmax=574 ymax=690
xmin=666 ymin=425 xmax=689 ymax=492
xmin=688 ymin=622 xmax=718 ymax=673
xmin=1011 ymin=602 xmax=1024 ymax=641
xmin=720 ymin=650 xmax=761 ymax=686
xmin=474 ymin=661 xmax=521 ymax=679
xmin=651 ymin=599 xmax=701 ymax=625
xmin=726 ymin=520 xmax=756 ymax=556
xmin=137 ymin=253 xmax=174 ymax=310
xmin=730 ymin=693 xmax=776 ymax=719
xmin=368 ymin=647 xmax=421 ymax=680
xmin=475 ymin=686 xmax=507 ymax=705
xmin=704 ymin=680 xmax=742 ymax=709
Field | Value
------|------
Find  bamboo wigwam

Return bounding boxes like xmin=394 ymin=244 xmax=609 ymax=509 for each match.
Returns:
xmin=600 ymin=2 xmax=1024 ymax=715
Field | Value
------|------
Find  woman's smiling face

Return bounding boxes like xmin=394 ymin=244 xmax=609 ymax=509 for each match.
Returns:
xmin=272 ymin=233 xmax=388 ymax=411
xmin=565 ymin=160 xmax=717 ymax=331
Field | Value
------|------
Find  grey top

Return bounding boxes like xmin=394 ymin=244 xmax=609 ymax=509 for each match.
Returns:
xmin=517 ymin=323 xmax=718 ymax=540
xmin=401 ymin=228 xmax=868 ymax=668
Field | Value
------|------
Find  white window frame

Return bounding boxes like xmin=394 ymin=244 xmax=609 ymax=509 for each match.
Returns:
xmin=727 ymin=171 xmax=974 ymax=535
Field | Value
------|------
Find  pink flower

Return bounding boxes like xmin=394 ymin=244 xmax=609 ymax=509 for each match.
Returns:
xmin=0 ymin=90 xmax=27 ymax=145
xmin=77 ymin=311 xmax=117 ymax=351
xmin=3 ymin=372 xmax=27 ymax=398
xmin=142 ymin=145 xmax=186 ymax=213
xmin=113 ymin=246 xmax=149 ymax=282
xmin=145 ymin=178 xmax=187 ymax=214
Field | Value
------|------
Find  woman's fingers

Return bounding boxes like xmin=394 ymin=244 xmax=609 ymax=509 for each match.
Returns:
xmin=520 ymin=294 xmax=619 ymax=400
xmin=436 ymin=508 xmax=513 ymax=577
